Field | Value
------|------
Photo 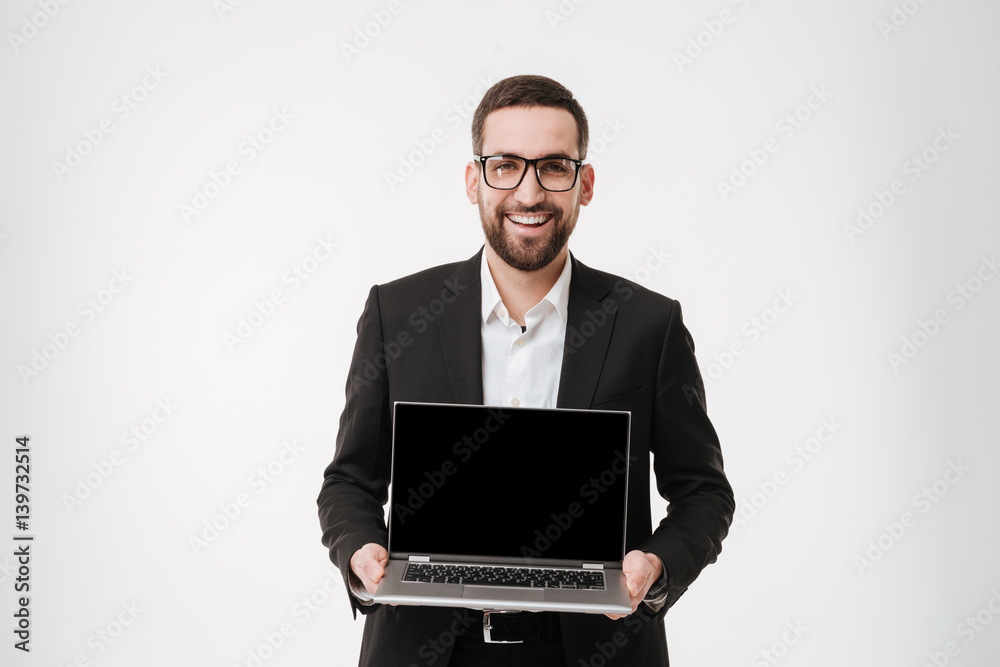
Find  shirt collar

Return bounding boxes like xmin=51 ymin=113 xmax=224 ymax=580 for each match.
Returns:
xmin=480 ymin=251 xmax=573 ymax=325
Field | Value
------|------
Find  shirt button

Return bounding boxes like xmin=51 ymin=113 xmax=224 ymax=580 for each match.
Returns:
xmin=511 ymin=397 xmax=520 ymax=407
xmin=497 ymin=306 xmax=507 ymax=318
xmin=515 ymin=338 xmax=525 ymax=348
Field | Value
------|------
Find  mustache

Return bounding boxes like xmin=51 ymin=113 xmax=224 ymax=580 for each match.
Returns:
xmin=499 ymin=205 xmax=560 ymax=216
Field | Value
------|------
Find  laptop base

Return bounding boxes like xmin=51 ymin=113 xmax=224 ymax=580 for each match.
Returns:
xmin=373 ymin=561 xmax=631 ymax=615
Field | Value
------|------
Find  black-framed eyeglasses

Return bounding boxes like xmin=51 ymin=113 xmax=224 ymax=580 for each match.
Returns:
xmin=474 ymin=154 xmax=584 ymax=192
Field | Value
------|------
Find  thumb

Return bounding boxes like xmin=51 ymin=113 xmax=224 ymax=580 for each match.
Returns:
xmin=354 ymin=544 xmax=387 ymax=582
xmin=627 ymin=572 xmax=640 ymax=596
xmin=367 ymin=555 xmax=386 ymax=581
xmin=622 ymin=551 xmax=648 ymax=595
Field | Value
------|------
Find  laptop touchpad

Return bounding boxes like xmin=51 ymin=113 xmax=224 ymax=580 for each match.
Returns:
xmin=463 ymin=586 xmax=545 ymax=601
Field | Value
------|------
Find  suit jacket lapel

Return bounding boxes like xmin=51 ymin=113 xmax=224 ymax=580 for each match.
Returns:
xmin=436 ymin=249 xmax=485 ymax=405
xmin=557 ymin=255 xmax=617 ymax=409
xmin=433 ymin=249 xmax=616 ymax=408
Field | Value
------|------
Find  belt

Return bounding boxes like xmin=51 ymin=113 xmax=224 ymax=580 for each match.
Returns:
xmin=481 ymin=610 xmax=560 ymax=643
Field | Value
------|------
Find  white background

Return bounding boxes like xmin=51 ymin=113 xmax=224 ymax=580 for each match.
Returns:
xmin=2 ymin=1 xmax=999 ymax=666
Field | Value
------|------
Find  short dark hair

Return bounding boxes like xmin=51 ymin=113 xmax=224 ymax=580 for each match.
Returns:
xmin=472 ymin=75 xmax=589 ymax=159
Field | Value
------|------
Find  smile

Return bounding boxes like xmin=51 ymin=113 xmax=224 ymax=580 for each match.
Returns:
xmin=505 ymin=213 xmax=552 ymax=226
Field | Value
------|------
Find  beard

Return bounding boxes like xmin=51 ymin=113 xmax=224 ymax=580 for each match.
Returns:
xmin=479 ymin=199 xmax=580 ymax=272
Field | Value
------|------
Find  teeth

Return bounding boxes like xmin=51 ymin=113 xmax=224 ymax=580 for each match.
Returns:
xmin=508 ymin=214 xmax=548 ymax=225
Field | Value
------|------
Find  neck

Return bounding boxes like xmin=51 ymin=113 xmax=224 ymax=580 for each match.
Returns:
xmin=484 ymin=246 xmax=568 ymax=327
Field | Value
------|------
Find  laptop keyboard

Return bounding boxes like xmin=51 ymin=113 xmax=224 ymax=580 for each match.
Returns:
xmin=402 ymin=563 xmax=606 ymax=590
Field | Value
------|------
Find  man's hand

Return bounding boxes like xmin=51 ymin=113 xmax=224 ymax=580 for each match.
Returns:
xmin=350 ymin=543 xmax=389 ymax=596
xmin=605 ymin=550 xmax=663 ymax=620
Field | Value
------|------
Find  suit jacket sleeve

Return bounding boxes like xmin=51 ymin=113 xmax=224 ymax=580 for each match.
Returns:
xmin=316 ymin=284 xmax=392 ymax=617
xmin=640 ymin=300 xmax=735 ymax=610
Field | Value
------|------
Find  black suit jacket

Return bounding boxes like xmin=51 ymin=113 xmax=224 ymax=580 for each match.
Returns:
xmin=317 ymin=249 xmax=734 ymax=666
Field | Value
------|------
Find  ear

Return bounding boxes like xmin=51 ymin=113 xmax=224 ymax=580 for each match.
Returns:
xmin=465 ymin=161 xmax=480 ymax=204
xmin=579 ymin=163 xmax=595 ymax=206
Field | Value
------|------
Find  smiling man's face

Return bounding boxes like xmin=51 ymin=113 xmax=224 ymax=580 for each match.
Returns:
xmin=465 ymin=105 xmax=594 ymax=273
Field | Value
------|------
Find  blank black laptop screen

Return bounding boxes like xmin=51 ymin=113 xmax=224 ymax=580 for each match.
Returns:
xmin=389 ymin=403 xmax=630 ymax=563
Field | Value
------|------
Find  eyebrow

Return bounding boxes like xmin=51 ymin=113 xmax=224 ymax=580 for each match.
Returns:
xmin=490 ymin=151 xmax=577 ymax=160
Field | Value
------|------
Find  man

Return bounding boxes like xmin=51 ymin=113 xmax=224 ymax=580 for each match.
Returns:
xmin=317 ymin=75 xmax=734 ymax=666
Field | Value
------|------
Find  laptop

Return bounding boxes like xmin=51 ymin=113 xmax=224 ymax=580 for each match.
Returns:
xmin=373 ymin=401 xmax=632 ymax=615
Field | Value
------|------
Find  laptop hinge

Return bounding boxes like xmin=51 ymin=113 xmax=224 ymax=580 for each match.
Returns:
xmin=408 ymin=555 xmax=430 ymax=562
xmin=582 ymin=563 xmax=604 ymax=570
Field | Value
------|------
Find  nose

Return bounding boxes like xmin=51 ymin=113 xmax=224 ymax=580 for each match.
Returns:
xmin=512 ymin=168 xmax=546 ymax=207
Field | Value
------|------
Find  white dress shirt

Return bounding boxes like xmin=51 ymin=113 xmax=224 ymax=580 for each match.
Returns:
xmin=480 ymin=252 xmax=572 ymax=409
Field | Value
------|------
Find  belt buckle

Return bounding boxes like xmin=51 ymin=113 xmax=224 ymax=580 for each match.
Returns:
xmin=482 ymin=610 xmax=524 ymax=644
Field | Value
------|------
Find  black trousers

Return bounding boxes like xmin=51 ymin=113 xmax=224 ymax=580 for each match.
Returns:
xmin=448 ymin=612 xmax=567 ymax=667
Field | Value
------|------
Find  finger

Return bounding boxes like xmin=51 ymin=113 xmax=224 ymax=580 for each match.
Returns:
xmin=622 ymin=550 xmax=648 ymax=574
xmin=366 ymin=559 xmax=385 ymax=583
xmin=625 ymin=568 xmax=647 ymax=597
xmin=363 ymin=566 xmax=383 ymax=595
xmin=355 ymin=551 xmax=387 ymax=593
xmin=362 ymin=545 xmax=388 ymax=575
xmin=625 ymin=560 xmax=653 ymax=597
